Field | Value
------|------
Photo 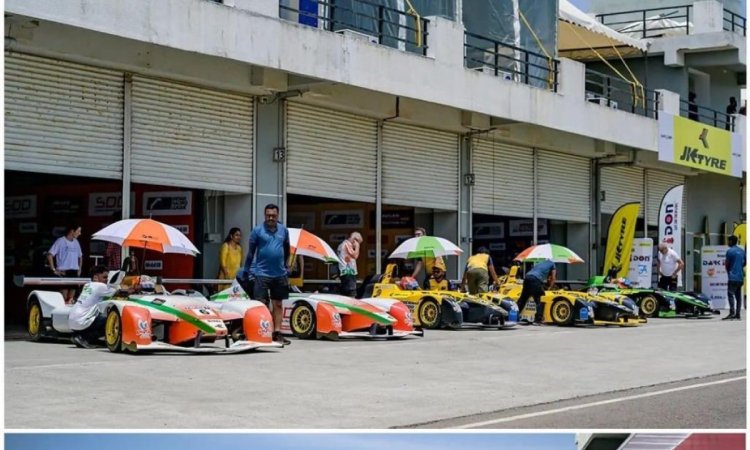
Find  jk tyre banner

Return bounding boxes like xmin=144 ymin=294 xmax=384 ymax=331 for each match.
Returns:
xmin=627 ymin=238 xmax=653 ymax=288
xmin=658 ymin=113 xmax=743 ymax=177
xmin=658 ymin=184 xmax=684 ymax=286
xmin=732 ymin=223 xmax=746 ymax=248
xmin=603 ymin=202 xmax=640 ymax=279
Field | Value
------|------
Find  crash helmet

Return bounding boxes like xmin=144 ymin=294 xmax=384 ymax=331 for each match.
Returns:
xmin=399 ymin=276 xmax=419 ymax=290
xmin=139 ymin=274 xmax=156 ymax=292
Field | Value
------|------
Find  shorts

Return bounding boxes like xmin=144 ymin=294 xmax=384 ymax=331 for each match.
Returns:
xmin=56 ymin=269 xmax=79 ymax=278
xmin=253 ymin=276 xmax=289 ymax=303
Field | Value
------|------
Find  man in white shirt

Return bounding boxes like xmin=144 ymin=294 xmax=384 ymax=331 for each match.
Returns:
xmin=47 ymin=224 xmax=83 ymax=304
xmin=656 ymin=243 xmax=684 ymax=291
xmin=69 ymin=265 xmax=115 ymax=349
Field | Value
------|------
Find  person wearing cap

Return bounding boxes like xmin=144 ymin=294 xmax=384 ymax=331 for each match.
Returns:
xmin=427 ymin=258 xmax=449 ymax=291
xmin=460 ymin=247 xmax=500 ymax=294
xmin=68 ymin=265 xmax=118 ymax=349
xmin=518 ymin=259 xmax=556 ymax=325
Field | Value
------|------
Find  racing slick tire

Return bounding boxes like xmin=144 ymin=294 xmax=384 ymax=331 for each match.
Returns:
xmin=550 ymin=299 xmax=574 ymax=326
xmin=27 ymin=299 xmax=43 ymax=342
xmin=105 ymin=308 xmax=124 ymax=353
xmin=639 ymin=295 xmax=659 ymax=318
xmin=418 ymin=298 xmax=442 ymax=329
xmin=290 ymin=303 xmax=317 ymax=339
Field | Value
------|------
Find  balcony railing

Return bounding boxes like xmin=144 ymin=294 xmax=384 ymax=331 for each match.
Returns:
xmin=596 ymin=5 xmax=692 ymax=39
xmin=585 ymin=69 xmax=660 ymax=119
xmin=464 ymin=32 xmax=559 ymax=92
xmin=279 ymin=0 xmax=429 ymax=55
xmin=723 ymin=9 xmax=747 ymax=36
xmin=679 ymin=99 xmax=736 ymax=131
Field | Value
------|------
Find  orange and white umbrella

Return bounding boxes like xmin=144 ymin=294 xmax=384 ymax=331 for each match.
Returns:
xmin=92 ymin=218 xmax=199 ymax=256
xmin=288 ymin=228 xmax=341 ymax=264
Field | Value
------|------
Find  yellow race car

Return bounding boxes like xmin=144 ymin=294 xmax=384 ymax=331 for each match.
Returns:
xmin=496 ymin=267 xmax=642 ymax=326
xmin=366 ymin=264 xmax=516 ymax=329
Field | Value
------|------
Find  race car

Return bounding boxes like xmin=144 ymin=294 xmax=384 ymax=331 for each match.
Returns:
xmin=211 ymin=282 xmax=423 ymax=340
xmin=586 ymin=276 xmax=715 ymax=318
xmin=366 ymin=264 xmax=516 ymax=330
xmin=26 ymin=273 xmax=282 ymax=354
xmin=497 ymin=267 xmax=642 ymax=327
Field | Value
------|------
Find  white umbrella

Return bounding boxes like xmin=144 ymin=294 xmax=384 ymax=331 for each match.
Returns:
xmin=92 ymin=218 xmax=199 ymax=256
xmin=389 ymin=236 xmax=463 ymax=259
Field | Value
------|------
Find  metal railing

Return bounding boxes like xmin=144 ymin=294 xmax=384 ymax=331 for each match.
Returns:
xmin=585 ymin=69 xmax=660 ymax=119
xmin=680 ymin=99 xmax=735 ymax=131
xmin=723 ymin=9 xmax=747 ymax=36
xmin=279 ymin=0 xmax=429 ymax=55
xmin=464 ymin=32 xmax=559 ymax=92
xmin=596 ymin=5 xmax=692 ymax=39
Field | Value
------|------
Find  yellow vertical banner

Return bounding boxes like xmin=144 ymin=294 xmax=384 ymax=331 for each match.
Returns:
xmin=732 ymin=223 xmax=746 ymax=248
xmin=603 ymin=202 xmax=641 ymax=278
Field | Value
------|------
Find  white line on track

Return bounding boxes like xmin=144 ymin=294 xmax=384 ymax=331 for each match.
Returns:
xmin=453 ymin=375 xmax=747 ymax=429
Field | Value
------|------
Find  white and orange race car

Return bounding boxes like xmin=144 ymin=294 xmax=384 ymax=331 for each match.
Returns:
xmin=24 ymin=274 xmax=282 ymax=354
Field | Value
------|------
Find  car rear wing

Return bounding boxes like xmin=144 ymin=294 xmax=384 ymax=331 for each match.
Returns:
xmin=14 ymin=275 xmax=229 ymax=287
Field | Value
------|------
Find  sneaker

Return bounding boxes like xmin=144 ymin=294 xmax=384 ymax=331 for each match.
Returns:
xmin=71 ymin=335 xmax=95 ymax=349
xmin=272 ymin=332 xmax=291 ymax=346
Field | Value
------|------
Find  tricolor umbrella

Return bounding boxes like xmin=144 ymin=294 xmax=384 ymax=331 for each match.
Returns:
xmin=288 ymin=228 xmax=341 ymax=264
xmin=92 ymin=218 xmax=199 ymax=256
xmin=513 ymin=243 xmax=583 ymax=264
xmin=389 ymin=236 xmax=463 ymax=259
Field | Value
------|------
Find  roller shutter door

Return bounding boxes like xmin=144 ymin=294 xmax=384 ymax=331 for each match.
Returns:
xmin=472 ymin=138 xmax=534 ymax=218
xmin=4 ymin=53 xmax=123 ymax=178
xmin=131 ymin=76 xmax=254 ymax=193
xmin=600 ymin=166 xmax=644 ymax=217
xmin=537 ymin=151 xmax=591 ymax=222
xmin=646 ymin=170 xmax=687 ymax=226
xmin=382 ymin=122 xmax=459 ymax=210
xmin=286 ymin=102 xmax=377 ymax=202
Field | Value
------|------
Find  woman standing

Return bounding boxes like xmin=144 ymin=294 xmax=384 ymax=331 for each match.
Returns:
xmin=218 ymin=227 xmax=243 ymax=291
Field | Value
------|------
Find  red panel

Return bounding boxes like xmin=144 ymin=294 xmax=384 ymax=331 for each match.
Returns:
xmin=675 ymin=434 xmax=745 ymax=450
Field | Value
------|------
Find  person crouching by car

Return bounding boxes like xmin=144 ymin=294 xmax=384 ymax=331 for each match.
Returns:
xmin=517 ymin=259 xmax=556 ymax=325
xmin=460 ymin=247 xmax=500 ymax=294
xmin=68 ymin=265 xmax=116 ymax=349
xmin=427 ymin=259 xmax=449 ymax=291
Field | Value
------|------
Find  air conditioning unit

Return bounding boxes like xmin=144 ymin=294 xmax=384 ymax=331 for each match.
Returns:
xmin=335 ymin=29 xmax=378 ymax=44
xmin=586 ymin=93 xmax=618 ymax=109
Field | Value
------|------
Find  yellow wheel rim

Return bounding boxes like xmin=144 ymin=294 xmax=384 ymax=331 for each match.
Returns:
xmin=292 ymin=307 xmax=313 ymax=334
xmin=641 ymin=297 xmax=657 ymax=315
xmin=105 ymin=311 xmax=120 ymax=346
xmin=28 ymin=304 xmax=41 ymax=336
xmin=420 ymin=302 xmax=438 ymax=326
xmin=553 ymin=302 xmax=571 ymax=322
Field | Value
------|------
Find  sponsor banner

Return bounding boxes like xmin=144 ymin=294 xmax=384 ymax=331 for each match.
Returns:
xmin=46 ymin=197 xmax=83 ymax=216
xmin=603 ymin=202 xmax=640 ymax=279
xmin=701 ymin=245 xmax=728 ymax=309
xmin=658 ymin=113 xmax=742 ymax=177
xmin=18 ymin=222 xmax=38 ymax=234
xmin=508 ymin=219 xmax=548 ymax=237
xmin=144 ymin=260 xmax=163 ymax=271
xmin=474 ymin=222 xmax=505 ymax=239
xmin=732 ymin=223 xmax=746 ymax=248
xmin=5 ymin=195 xmax=37 ymax=219
xmin=658 ymin=184 xmax=684 ymax=286
xmin=627 ymin=238 xmax=653 ymax=288
xmin=143 ymin=191 xmax=192 ymax=216
xmin=174 ymin=225 xmax=190 ymax=235
xmin=88 ymin=192 xmax=136 ymax=217
xmin=322 ymin=210 xmax=363 ymax=229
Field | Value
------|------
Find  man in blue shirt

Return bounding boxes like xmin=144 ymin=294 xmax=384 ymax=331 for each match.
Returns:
xmin=241 ymin=203 xmax=291 ymax=344
xmin=518 ymin=259 xmax=556 ymax=325
xmin=724 ymin=235 xmax=746 ymax=321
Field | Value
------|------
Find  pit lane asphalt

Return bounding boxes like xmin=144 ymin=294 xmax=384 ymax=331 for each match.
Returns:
xmin=5 ymin=318 xmax=746 ymax=429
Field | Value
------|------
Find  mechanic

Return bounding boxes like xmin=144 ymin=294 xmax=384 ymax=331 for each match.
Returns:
xmin=427 ymin=259 xmax=449 ymax=291
xmin=517 ymin=259 xmax=556 ymax=325
xmin=68 ymin=265 xmax=117 ymax=349
xmin=47 ymin=223 xmax=83 ymax=304
xmin=337 ymin=231 xmax=363 ymax=297
xmin=242 ymin=203 xmax=292 ymax=346
xmin=410 ymin=227 xmax=445 ymax=289
xmin=460 ymin=247 xmax=500 ymax=294
xmin=724 ymin=235 xmax=746 ymax=321
xmin=656 ymin=243 xmax=684 ymax=291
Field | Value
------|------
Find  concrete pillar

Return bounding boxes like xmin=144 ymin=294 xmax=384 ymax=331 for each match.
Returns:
xmin=692 ymin=1 xmax=724 ymax=34
xmin=458 ymin=135 xmax=472 ymax=278
xmin=558 ymin=58 xmax=586 ymax=101
xmin=424 ymin=16 xmax=465 ymax=68
xmin=656 ymin=89 xmax=681 ymax=115
xmin=255 ymin=100 xmax=285 ymax=227
xmin=434 ymin=211 xmax=459 ymax=279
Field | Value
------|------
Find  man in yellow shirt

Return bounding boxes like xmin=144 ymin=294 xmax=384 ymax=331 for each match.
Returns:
xmin=460 ymin=247 xmax=500 ymax=294
xmin=411 ymin=227 xmax=445 ymax=288
xmin=427 ymin=258 xmax=449 ymax=291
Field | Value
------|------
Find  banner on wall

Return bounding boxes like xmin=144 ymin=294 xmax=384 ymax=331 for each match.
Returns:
xmin=701 ymin=245 xmax=728 ymax=309
xmin=658 ymin=113 xmax=743 ymax=177
xmin=627 ymin=238 xmax=653 ymax=287
xmin=658 ymin=184 xmax=684 ymax=286
xmin=732 ymin=223 xmax=746 ymax=247
xmin=603 ymin=202 xmax=640 ymax=279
